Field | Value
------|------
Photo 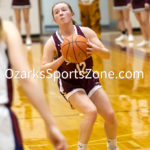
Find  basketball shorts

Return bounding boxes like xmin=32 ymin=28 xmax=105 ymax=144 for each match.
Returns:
xmin=132 ymin=2 xmax=146 ymax=12
xmin=58 ymin=77 xmax=102 ymax=100
xmin=113 ymin=0 xmax=128 ymax=10
xmin=0 ymin=105 xmax=23 ymax=150
xmin=12 ymin=0 xmax=31 ymax=9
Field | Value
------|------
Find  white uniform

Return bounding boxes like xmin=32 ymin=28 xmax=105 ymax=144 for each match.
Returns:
xmin=0 ymin=41 xmax=23 ymax=150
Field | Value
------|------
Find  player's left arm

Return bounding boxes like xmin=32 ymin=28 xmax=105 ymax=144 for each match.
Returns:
xmin=82 ymin=27 xmax=110 ymax=59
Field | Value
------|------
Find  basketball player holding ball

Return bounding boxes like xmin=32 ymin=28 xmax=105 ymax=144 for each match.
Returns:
xmin=41 ymin=2 xmax=118 ymax=150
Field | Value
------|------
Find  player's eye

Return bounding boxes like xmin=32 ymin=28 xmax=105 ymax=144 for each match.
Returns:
xmin=62 ymin=8 xmax=67 ymax=11
xmin=55 ymin=10 xmax=59 ymax=15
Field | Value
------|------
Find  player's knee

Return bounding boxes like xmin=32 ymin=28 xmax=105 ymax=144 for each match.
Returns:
xmin=16 ymin=18 xmax=21 ymax=24
xmin=140 ymin=20 xmax=147 ymax=26
xmin=86 ymin=107 xmax=97 ymax=123
xmin=124 ymin=18 xmax=129 ymax=23
xmin=105 ymin=111 xmax=117 ymax=125
xmin=24 ymin=17 xmax=29 ymax=24
xmin=118 ymin=17 xmax=123 ymax=22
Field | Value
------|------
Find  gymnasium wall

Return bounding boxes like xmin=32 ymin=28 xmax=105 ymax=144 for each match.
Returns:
xmin=41 ymin=0 xmax=110 ymax=34
xmin=0 ymin=0 xmax=140 ymax=35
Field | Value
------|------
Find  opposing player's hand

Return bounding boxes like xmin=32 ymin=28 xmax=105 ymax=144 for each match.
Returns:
xmin=145 ymin=3 xmax=150 ymax=10
xmin=48 ymin=126 xmax=68 ymax=150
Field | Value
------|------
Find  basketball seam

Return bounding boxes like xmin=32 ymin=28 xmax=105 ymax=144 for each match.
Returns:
xmin=61 ymin=41 xmax=86 ymax=48
xmin=64 ymin=39 xmax=70 ymax=59
xmin=75 ymin=36 xmax=87 ymax=57
xmin=72 ymin=36 xmax=79 ymax=63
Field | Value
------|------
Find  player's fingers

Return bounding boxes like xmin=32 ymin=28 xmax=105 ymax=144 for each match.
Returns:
xmin=56 ymin=141 xmax=68 ymax=150
xmin=86 ymin=47 xmax=92 ymax=51
xmin=87 ymin=41 xmax=92 ymax=48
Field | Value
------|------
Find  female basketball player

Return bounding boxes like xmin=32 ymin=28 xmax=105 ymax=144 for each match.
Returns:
xmin=0 ymin=18 xmax=67 ymax=150
xmin=41 ymin=2 xmax=118 ymax=150
xmin=128 ymin=0 xmax=150 ymax=47
xmin=113 ymin=0 xmax=134 ymax=42
xmin=12 ymin=0 xmax=32 ymax=45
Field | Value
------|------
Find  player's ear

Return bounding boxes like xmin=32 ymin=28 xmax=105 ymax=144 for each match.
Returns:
xmin=72 ymin=12 xmax=75 ymax=17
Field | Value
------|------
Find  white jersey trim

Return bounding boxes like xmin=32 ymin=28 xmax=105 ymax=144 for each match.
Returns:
xmin=65 ymin=88 xmax=86 ymax=100
xmin=113 ymin=6 xmax=128 ymax=10
xmin=88 ymin=85 xmax=102 ymax=98
xmin=132 ymin=8 xmax=145 ymax=12
xmin=56 ymin=25 xmax=78 ymax=43
xmin=12 ymin=5 xmax=31 ymax=9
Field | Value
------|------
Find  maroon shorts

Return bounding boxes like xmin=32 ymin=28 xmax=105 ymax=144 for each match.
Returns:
xmin=12 ymin=0 xmax=31 ymax=9
xmin=132 ymin=0 xmax=145 ymax=12
xmin=58 ymin=77 xmax=102 ymax=100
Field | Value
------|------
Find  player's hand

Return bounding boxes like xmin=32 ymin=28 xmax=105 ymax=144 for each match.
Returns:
xmin=145 ymin=3 xmax=150 ymax=10
xmin=86 ymin=40 xmax=97 ymax=56
xmin=48 ymin=126 xmax=68 ymax=150
xmin=86 ymin=40 xmax=108 ymax=57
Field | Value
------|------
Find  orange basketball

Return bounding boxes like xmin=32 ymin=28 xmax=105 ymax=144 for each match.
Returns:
xmin=61 ymin=34 xmax=88 ymax=64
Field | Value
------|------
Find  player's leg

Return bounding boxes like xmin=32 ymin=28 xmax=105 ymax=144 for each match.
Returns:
xmin=23 ymin=8 xmax=32 ymax=45
xmin=14 ymin=9 xmax=21 ymax=33
xmin=68 ymin=90 xmax=97 ymax=150
xmin=134 ymin=12 xmax=149 ymax=46
xmin=90 ymin=88 xmax=118 ymax=150
xmin=123 ymin=9 xmax=134 ymax=42
xmin=140 ymin=11 xmax=150 ymax=42
xmin=115 ymin=10 xmax=127 ymax=41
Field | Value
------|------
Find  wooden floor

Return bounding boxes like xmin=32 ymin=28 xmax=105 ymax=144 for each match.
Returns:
xmin=12 ymin=32 xmax=150 ymax=150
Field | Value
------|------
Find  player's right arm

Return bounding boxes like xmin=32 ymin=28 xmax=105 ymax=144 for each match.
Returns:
xmin=41 ymin=37 xmax=65 ymax=74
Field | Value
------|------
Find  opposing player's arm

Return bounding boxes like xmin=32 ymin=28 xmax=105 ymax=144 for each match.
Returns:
xmin=4 ymin=20 xmax=57 ymax=127
xmin=82 ymin=27 xmax=110 ymax=59
xmin=4 ymin=21 xmax=68 ymax=150
xmin=41 ymin=37 xmax=65 ymax=73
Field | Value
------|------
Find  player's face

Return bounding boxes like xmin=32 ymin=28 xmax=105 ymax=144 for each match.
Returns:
xmin=53 ymin=3 xmax=74 ymax=25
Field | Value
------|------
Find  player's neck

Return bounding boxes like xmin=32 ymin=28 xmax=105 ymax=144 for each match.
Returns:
xmin=59 ymin=24 xmax=74 ymax=39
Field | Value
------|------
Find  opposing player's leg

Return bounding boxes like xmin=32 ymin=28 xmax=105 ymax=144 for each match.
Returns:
xmin=90 ymin=88 xmax=118 ymax=150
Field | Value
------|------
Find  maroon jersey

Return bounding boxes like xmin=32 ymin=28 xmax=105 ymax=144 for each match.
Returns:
xmin=52 ymin=25 xmax=94 ymax=80
xmin=52 ymin=25 xmax=101 ymax=100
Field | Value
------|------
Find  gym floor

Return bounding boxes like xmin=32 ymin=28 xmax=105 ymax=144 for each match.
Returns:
xmin=12 ymin=31 xmax=150 ymax=150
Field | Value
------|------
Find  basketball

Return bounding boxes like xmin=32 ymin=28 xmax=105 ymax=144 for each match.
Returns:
xmin=61 ymin=34 xmax=88 ymax=64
